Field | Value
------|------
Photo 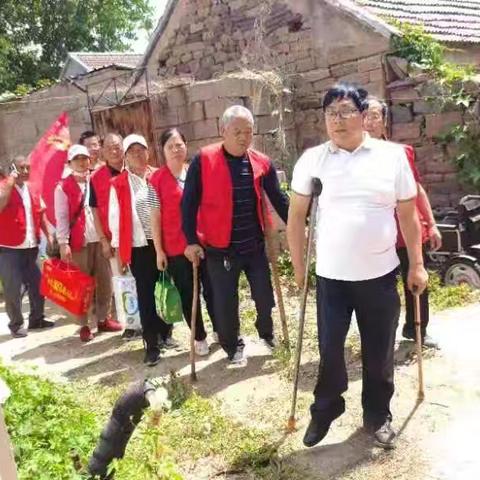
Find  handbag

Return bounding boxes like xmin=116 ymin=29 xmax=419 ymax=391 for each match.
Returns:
xmin=47 ymin=189 xmax=86 ymax=258
xmin=40 ymin=258 xmax=95 ymax=315
xmin=112 ymin=268 xmax=142 ymax=330
xmin=154 ymin=271 xmax=184 ymax=325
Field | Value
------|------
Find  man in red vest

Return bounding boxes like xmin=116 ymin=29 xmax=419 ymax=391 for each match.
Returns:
xmin=0 ymin=155 xmax=54 ymax=337
xmin=89 ymin=133 xmax=136 ymax=339
xmin=79 ymin=130 xmax=103 ymax=170
xmin=182 ymin=105 xmax=289 ymax=366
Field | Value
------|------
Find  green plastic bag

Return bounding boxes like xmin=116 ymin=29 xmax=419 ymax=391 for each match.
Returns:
xmin=155 ymin=271 xmax=184 ymax=325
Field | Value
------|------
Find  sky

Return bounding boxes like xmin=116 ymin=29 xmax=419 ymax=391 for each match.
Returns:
xmin=132 ymin=0 xmax=169 ymax=53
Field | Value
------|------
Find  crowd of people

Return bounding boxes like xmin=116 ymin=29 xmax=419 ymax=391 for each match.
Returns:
xmin=0 ymin=82 xmax=442 ymax=449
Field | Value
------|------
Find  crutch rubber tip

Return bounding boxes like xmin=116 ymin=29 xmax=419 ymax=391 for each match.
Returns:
xmin=287 ymin=416 xmax=297 ymax=432
xmin=190 ymin=373 xmax=197 ymax=383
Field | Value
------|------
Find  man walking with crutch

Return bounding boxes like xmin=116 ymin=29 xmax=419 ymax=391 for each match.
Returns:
xmin=287 ymin=83 xmax=428 ymax=449
xmin=182 ymin=105 xmax=289 ymax=366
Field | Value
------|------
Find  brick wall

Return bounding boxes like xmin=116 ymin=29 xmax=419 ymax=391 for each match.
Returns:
xmin=386 ymin=72 xmax=477 ymax=207
xmin=150 ymin=74 xmax=296 ymax=174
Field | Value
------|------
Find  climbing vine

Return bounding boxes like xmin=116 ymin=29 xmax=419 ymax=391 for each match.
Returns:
xmin=391 ymin=22 xmax=480 ymax=189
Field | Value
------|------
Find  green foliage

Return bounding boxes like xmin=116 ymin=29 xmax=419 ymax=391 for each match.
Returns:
xmin=392 ymin=21 xmax=480 ymax=190
xmin=391 ymin=22 xmax=474 ymax=91
xmin=0 ymin=364 xmax=99 ymax=479
xmin=0 ymin=0 xmax=153 ymax=93
xmin=440 ymin=124 xmax=480 ymax=188
xmin=427 ymin=270 xmax=477 ymax=311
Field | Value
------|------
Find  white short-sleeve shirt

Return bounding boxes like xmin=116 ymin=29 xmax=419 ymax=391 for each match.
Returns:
xmin=291 ymin=135 xmax=417 ymax=281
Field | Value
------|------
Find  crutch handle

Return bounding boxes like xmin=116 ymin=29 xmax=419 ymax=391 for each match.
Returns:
xmin=312 ymin=177 xmax=322 ymax=197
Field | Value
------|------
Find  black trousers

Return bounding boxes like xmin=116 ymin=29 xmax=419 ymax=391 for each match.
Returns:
xmin=0 ymin=247 xmax=44 ymax=332
xmin=130 ymin=241 xmax=171 ymax=350
xmin=167 ymin=255 xmax=216 ymax=341
xmin=397 ymin=247 xmax=429 ymax=336
xmin=312 ymin=269 xmax=400 ymax=426
xmin=206 ymin=246 xmax=275 ymax=359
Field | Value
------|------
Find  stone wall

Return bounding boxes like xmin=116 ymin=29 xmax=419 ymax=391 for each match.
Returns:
xmin=147 ymin=0 xmax=391 ymax=83
xmin=0 ymin=83 xmax=90 ymax=171
xmin=149 ymin=74 xmax=296 ymax=173
xmin=385 ymin=59 xmax=477 ymax=207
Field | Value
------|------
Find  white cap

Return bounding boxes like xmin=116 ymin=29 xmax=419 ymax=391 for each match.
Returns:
xmin=68 ymin=144 xmax=90 ymax=162
xmin=123 ymin=134 xmax=148 ymax=153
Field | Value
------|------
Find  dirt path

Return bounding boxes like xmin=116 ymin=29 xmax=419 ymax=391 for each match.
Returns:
xmin=1 ymin=298 xmax=479 ymax=479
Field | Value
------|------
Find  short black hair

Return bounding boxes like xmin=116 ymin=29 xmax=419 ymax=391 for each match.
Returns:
xmin=160 ymin=128 xmax=186 ymax=149
xmin=322 ymin=83 xmax=369 ymax=112
xmin=78 ymin=130 xmax=98 ymax=145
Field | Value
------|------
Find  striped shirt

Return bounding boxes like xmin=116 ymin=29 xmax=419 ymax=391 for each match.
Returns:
xmin=227 ymin=153 xmax=263 ymax=254
xmin=128 ymin=170 xmax=157 ymax=240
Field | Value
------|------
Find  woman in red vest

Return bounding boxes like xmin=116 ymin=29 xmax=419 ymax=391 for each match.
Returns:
xmin=149 ymin=128 xmax=217 ymax=357
xmin=55 ymin=145 xmax=122 ymax=342
xmin=364 ymin=97 xmax=442 ymax=348
xmin=109 ymin=134 xmax=171 ymax=366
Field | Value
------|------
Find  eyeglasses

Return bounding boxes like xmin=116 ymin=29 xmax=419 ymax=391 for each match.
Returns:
xmin=325 ymin=108 xmax=360 ymax=120
xmin=365 ymin=112 xmax=383 ymax=122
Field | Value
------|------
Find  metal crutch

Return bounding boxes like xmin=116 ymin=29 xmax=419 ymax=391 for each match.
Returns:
xmin=287 ymin=177 xmax=323 ymax=432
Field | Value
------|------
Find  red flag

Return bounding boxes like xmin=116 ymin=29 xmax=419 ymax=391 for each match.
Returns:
xmin=29 ymin=112 xmax=70 ymax=225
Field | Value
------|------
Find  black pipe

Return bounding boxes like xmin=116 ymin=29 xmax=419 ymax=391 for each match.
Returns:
xmin=88 ymin=379 xmax=156 ymax=479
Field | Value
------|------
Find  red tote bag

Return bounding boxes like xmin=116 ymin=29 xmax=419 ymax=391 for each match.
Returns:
xmin=40 ymin=258 xmax=95 ymax=316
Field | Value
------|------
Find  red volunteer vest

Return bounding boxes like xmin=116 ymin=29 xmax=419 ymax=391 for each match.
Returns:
xmin=110 ymin=167 xmax=156 ymax=265
xmin=60 ymin=175 xmax=86 ymax=252
xmin=149 ymin=166 xmax=187 ymax=257
xmin=198 ymin=143 xmax=271 ymax=249
xmin=90 ymin=165 xmax=114 ymax=240
xmin=111 ymin=171 xmax=133 ymax=265
xmin=0 ymin=180 xmax=42 ymax=247
xmin=396 ymin=144 xmax=428 ymax=248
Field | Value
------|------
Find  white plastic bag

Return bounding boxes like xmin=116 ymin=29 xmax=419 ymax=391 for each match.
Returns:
xmin=112 ymin=272 xmax=142 ymax=331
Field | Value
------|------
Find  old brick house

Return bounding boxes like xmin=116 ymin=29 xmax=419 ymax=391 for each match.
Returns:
xmin=2 ymin=0 xmax=478 ymax=206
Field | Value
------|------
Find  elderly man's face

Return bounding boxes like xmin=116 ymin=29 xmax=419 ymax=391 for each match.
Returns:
xmin=83 ymin=136 xmax=101 ymax=162
xmin=364 ymin=102 xmax=386 ymax=140
xmin=14 ymin=157 xmax=30 ymax=184
xmin=102 ymin=135 xmax=123 ymax=168
xmin=325 ymin=98 xmax=364 ymax=148
xmin=222 ymin=116 xmax=254 ymax=157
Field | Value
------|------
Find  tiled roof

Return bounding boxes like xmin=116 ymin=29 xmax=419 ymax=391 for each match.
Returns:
xmin=71 ymin=52 xmax=143 ymax=71
xmin=355 ymin=0 xmax=480 ymax=43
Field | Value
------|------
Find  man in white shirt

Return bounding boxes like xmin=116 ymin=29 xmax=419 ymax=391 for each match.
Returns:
xmin=0 ymin=156 xmax=54 ymax=337
xmin=287 ymin=83 xmax=428 ymax=449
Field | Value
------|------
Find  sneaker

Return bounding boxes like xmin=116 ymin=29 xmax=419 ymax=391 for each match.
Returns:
xmin=195 ymin=339 xmax=209 ymax=356
xmin=144 ymin=348 xmax=161 ymax=367
xmin=422 ymin=334 xmax=439 ymax=349
xmin=211 ymin=332 xmax=220 ymax=345
xmin=262 ymin=337 xmax=278 ymax=351
xmin=80 ymin=326 xmax=93 ymax=342
xmin=29 ymin=320 xmax=55 ymax=330
xmin=402 ymin=326 xmax=438 ymax=349
xmin=229 ymin=349 xmax=247 ymax=367
xmin=121 ymin=329 xmax=136 ymax=341
xmin=11 ymin=327 xmax=28 ymax=338
xmin=373 ymin=420 xmax=396 ymax=449
xmin=162 ymin=336 xmax=179 ymax=350
xmin=98 ymin=317 xmax=123 ymax=332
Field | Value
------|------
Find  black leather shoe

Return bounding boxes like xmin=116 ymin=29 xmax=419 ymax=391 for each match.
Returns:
xmin=303 ymin=417 xmax=333 ymax=447
xmin=373 ymin=419 xmax=396 ymax=449
xmin=303 ymin=399 xmax=346 ymax=448
xmin=29 ymin=320 xmax=55 ymax=330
